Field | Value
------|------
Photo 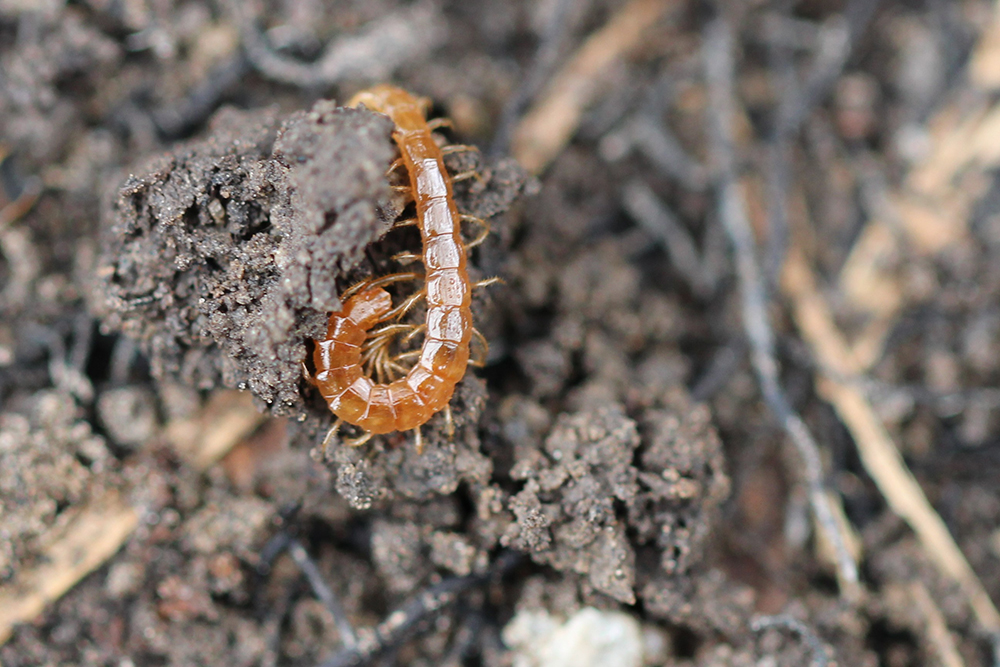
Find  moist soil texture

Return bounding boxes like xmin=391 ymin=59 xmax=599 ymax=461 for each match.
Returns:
xmin=2 ymin=1 xmax=1000 ymax=666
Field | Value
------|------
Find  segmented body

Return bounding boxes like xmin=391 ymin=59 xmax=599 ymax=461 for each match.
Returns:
xmin=312 ymin=85 xmax=471 ymax=434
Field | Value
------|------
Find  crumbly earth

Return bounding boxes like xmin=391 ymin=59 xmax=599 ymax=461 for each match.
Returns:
xmin=2 ymin=1 xmax=1000 ymax=666
xmin=0 ymin=391 xmax=116 ymax=582
xmin=95 ymin=102 xmax=393 ymax=415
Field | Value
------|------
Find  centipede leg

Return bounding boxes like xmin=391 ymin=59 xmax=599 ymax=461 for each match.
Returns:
xmin=344 ymin=272 xmax=421 ymax=302
xmin=473 ymin=276 xmax=502 ymax=290
xmin=449 ymin=169 xmax=484 ymax=185
xmin=469 ymin=327 xmax=489 ymax=367
xmin=403 ymin=323 xmax=426 ymax=344
xmin=345 ymin=431 xmax=375 ymax=448
xmin=392 ymin=217 xmax=418 ymax=229
xmin=390 ymin=184 xmax=415 ymax=207
xmin=413 ymin=426 xmax=424 ymax=454
xmin=385 ymin=157 xmax=405 ymax=177
xmin=441 ymin=144 xmax=481 ymax=157
xmin=386 ymin=359 xmax=410 ymax=376
xmin=302 ymin=361 xmax=315 ymax=385
xmin=319 ymin=419 xmax=344 ymax=460
xmin=460 ymin=214 xmax=491 ymax=250
xmin=362 ymin=325 xmax=415 ymax=357
xmin=367 ymin=323 xmax=421 ymax=340
xmin=443 ymin=405 xmax=455 ymax=438
xmin=379 ymin=349 xmax=403 ymax=383
xmin=373 ymin=347 xmax=390 ymax=384
xmin=381 ymin=289 xmax=427 ymax=322
xmin=426 ymin=117 xmax=453 ymax=131
xmin=391 ymin=250 xmax=421 ymax=265
xmin=392 ymin=350 xmax=421 ymax=366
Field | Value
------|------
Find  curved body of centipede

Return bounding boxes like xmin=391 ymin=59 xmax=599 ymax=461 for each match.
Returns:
xmin=312 ymin=85 xmax=481 ymax=443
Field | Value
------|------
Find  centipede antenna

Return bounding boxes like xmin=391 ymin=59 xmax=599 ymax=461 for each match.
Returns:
xmin=426 ymin=117 xmax=453 ymax=131
xmin=469 ymin=327 xmax=490 ymax=367
xmin=319 ymin=419 xmax=343 ymax=460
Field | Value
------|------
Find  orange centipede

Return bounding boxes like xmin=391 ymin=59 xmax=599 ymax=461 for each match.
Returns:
xmin=310 ymin=85 xmax=492 ymax=451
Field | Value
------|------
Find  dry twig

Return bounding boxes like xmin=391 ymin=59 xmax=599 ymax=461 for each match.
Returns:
xmin=701 ymin=13 xmax=860 ymax=594
xmin=782 ymin=249 xmax=1000 ymax=640
xmin=837 ymin=92 xmax=1000 ymax=369
xmin=164 ymin=389 xmax=267 ymax=471
xmin=765 ymin=0 xmax=882 ymax=281
xmin=906 ymin=581 xmax=967 ymax=667
xmin=0 ymin=491 xmax=139 ymax=645
xmin=511 ymin=0 xmax=676 ymax=173
xmin=489 ymin=0 xmax=578 ymax=157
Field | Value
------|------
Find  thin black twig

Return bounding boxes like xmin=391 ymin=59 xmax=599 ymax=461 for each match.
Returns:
xmin=260 ymin=585 xmax=297 ymax=667
xmin=701 ymin=13 xmax=859 ymax=593
xmin=765 ymin=0 xmax=883 ymax=282
xmin=227 ymin=0 xmax=444 ymax=89
xmin=752 ymin=614 xmax=835 ymax=667
xmin=288 ymin=539 xmax=359 ymax=649
xmin=489 ymin=0 xmax=578 ymax=157
xmin=316 ymin=551 xmax=521 ymax=667
xmin=603 ymin=114 xmax=709 ymax=190
xmin=152 ymin=55 xmax=250 ymax=140
xmin=621 ymin=179 xmax=714 ymax=297
xmin=690 ymin=339 xmax=745 ymax=402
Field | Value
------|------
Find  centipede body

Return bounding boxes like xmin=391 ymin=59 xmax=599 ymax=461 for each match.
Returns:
xmin=311 ymin=85 xmax=476 ymax=437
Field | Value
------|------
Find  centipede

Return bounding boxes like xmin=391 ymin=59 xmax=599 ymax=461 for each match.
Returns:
xmin=310 ymin=85 xmax=492 ymax=452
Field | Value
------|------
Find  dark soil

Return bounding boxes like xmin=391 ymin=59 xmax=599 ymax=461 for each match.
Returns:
xmin=2 ymin=1 xmax=999 ymax=666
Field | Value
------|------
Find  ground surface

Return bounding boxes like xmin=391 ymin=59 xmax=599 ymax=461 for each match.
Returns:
xmin=2 ymin=1 xmax=1000 ymax=666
